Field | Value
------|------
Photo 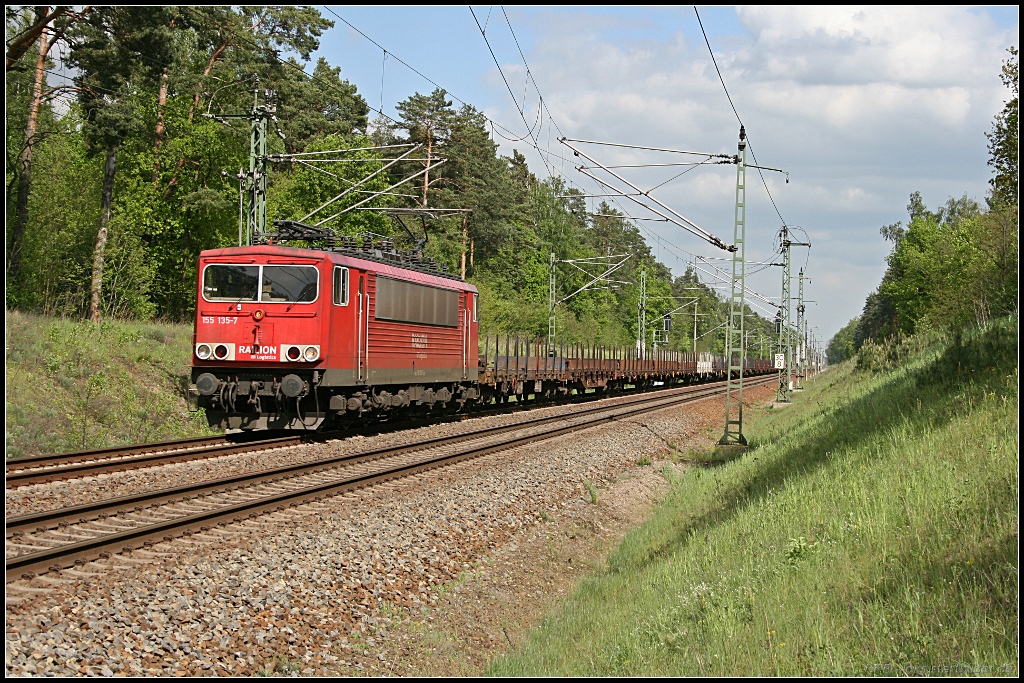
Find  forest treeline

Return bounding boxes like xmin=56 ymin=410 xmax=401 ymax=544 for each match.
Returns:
xmin=827 ymin=47 xmax=1018 ymax=364
xmin=5 ymin=6 xmax=773 ymax=354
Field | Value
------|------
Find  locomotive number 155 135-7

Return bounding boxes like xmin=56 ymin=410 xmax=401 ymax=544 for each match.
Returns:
xmin=202 ymin=316 xmax=239 ymax=325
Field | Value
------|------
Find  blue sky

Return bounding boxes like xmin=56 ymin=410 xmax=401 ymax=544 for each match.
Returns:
xmin=311 ymin=6 xmax=1018 ymax=341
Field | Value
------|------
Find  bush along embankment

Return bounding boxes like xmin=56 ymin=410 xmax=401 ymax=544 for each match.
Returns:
xmin=489 ymin=317 xmax=1018 ymax=676
xmin=5 ymin=310 xmax=216 ymax=458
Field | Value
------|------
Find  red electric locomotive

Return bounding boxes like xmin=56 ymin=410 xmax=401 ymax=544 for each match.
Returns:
xmin=191 ymin=237 xmax=480 ymax=430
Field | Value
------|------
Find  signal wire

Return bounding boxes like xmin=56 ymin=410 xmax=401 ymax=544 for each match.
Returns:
xmin=472 ymin=15 xmax=755 ymax=279
xmin=487 ymin=11 xmax=781 ymax=301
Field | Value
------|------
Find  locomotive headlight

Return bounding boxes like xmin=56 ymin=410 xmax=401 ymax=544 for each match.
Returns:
xmin=196 ymin=343 xmax=212 ymax=360
xmin=214 ymin=344 xmax=230 ymax=360
xmin=286 ymin=346 xmax=302 ymax=361
xmin=303 ymin=345 xmax=319 ymax=362
xmin=253 ymin=309 xmax=264 ymax=321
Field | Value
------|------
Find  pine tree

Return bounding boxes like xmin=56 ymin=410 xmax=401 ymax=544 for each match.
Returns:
xmin=67 ymin=7 xmax=175 ymax=322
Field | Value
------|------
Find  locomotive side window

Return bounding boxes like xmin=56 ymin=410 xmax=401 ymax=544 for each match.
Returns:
xmin=260 ymin=265 xmax=318 ymax=303
xmin=472 ymin=293 xmax=478 ymax=322
xmin=202 ymin=265 xmax=259 ymax=302
xmin=375 ymin=277 xmax=459 ymax=327
xmin=332 ymin=266 xmax=349 ymax=306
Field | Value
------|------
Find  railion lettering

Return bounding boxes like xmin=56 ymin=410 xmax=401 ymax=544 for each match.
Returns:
xmin=238 ymin=345 xmax=278 ymax=356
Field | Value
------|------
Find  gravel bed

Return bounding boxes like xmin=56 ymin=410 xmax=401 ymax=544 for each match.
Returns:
xmin=5 ymin=385 xmax=723 ymax=518
xmin=368 ymin=456 xmax=682 ymax=675
xmin=5 ymin=384 xmax=773 ymax=677
xmin=5 ymin=394 xmax=700 ymax=564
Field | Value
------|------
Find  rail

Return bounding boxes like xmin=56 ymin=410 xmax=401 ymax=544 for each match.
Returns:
xmin=7 ymin=368 xmax=772 ymax=487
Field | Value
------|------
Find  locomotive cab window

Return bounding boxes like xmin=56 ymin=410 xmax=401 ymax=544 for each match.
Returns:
xmin=202 ymin=265 xmax=258 ymax=302
xmin=202 ymin=264 xmax=318 ymax=304
xmin=472 ymin=293 xmax=478 ymax=322
xmin=333 ymin=266 xmax=349 ymax=306
xmin=261 ymin=265 xmax=318 ymax=303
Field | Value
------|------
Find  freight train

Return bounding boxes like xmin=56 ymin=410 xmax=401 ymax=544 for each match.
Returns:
xmin=190 ymin=234 xmax=773 ymax=431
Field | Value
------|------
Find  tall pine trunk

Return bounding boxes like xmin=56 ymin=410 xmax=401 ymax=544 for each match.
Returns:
xmin=421 ymin=127 xmax=433 ymax=207
xmin=152 ymin=71 xmax=169 ymax=184
xmin=8 ymin=24 xmax=50 ymax=288
xmin=460 ymin=213 xmax=468 ymax=279
xmin=167 ymin=38 xmax=231 ymax=193
xmin=151 ymin=17 xmax=175 ymax=186
xmin=90 ymin=147 xmax=117 ymax=324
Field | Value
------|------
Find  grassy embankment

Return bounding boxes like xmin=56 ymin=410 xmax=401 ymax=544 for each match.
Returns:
xmin=490 ymin=318 xmax=1018 ymax=675
xmin=5 ymin=310 xmax=214 ymax=458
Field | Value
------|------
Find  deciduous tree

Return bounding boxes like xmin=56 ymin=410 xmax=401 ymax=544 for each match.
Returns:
xmin=986 ymin=46 xmax=1018 ymax=208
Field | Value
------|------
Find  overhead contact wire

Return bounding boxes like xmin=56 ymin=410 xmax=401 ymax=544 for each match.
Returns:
xmin=693 ymin=5 xmax=787 ymax=228
xmin=468 ymin=5 xmax=554 ymax=176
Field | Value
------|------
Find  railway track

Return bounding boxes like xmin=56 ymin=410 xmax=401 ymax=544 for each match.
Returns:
xmin=5 ymin=376 xmax=772 ymax=583
xmin=5 ymin=374 xmax=770 ymax=488
xmin=4 ymin=433 xmax=282 ymax=488
xmin=4 ymin=404 xmax=582 ymax=488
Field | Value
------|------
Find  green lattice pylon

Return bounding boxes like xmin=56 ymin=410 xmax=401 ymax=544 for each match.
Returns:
xmin=548 ymin=251 xmax=556 ymax=351
xmin=777 ymin=225 xmax=792 ymax=403
xmin=245 ymin=86 xmax=274 ymax=246
xmin=720 ymin=126 xmax=747 ymax=446
xmin=637 ymin=268 xmax=647 ymax=358
xmin=795 ymin=268 xmax=806 ymax=390
xmin=218 ymin=83 xmax=276 ymax=246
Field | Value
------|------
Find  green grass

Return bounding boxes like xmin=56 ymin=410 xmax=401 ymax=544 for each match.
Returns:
xmin=488 ymin=319 xmax=1019 ymax=676
xmin=5 ymin=310 xmax=216 ymax=458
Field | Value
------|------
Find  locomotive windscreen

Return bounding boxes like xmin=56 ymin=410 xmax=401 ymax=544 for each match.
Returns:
xmin=202 ymin=265 xmax=258 ymax=301
xmin=202 ymin=264 xmax=318 ymax=303
xmin=260 ymin=266 xmax=318 ymax=303
xmin=375 ymin=276 xmax=459 ymax=327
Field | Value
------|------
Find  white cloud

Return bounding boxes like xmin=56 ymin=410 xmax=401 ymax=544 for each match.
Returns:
xmin=485 ymin=6 xmax=1016 ymax=337
xmin=737 ymin=6 xmax=1005 ymax=86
